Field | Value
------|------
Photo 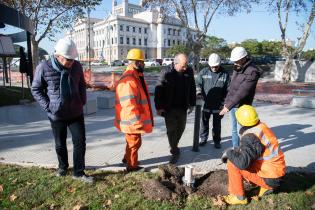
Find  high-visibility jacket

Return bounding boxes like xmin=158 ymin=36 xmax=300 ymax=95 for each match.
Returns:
xmin=115 ymin=64 xmax=153 ymax=134
xmin=242 ymin=122 xmax=286 ymax=178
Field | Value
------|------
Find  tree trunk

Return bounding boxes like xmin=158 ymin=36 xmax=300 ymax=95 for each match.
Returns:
xmin=31 ymin=37 xmax=39 ymax=69
xmin=282 ymin=56 xmax=293 ymax=83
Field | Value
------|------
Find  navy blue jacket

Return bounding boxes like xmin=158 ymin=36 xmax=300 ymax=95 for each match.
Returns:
xmin=31 ymin=58 xmax=86 ymax=121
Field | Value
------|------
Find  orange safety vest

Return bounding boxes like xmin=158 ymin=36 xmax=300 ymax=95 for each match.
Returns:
xmin=242 ymin=122 xmax=286 ymax=178
xmin=114 ymin=64 xmax=154 ymax=134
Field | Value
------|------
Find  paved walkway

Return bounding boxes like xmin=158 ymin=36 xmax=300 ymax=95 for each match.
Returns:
xmin=0 ymin=92 xmax=315 ymax=174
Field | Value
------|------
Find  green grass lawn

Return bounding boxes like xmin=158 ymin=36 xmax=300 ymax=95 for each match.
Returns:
xmin=0 ymin=164 xmax=314 ymax=209
xmin=0 ymin=86 xmax=34 ymax=107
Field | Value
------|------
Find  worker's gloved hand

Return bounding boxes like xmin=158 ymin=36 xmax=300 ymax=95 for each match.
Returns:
xmin=188 ymin=106 xmax=194 ymax=114
xmin=221 ymin=148 xmax=234 ymax=163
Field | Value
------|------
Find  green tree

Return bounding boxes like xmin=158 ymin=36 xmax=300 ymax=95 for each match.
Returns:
xmin=165 ymin=44 xmax=189 ymax=57
xmin=301 ymin=49 xmax=315 ymax=60
xmin=240 ymin=39 xmax=262 ymax=56
xmin=260 ymin=41 xmax=282 ymax=56
xmin=2 ymin=0 xmax=101 ymax=67
xmin=200 ymin=36 xmax=230 ymax=59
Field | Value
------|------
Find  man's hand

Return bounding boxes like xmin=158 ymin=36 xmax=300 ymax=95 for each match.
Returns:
xmin=221 ymin=147 xmax=234 ymax=163
xmin=219 ymin=105 xmax=229 ymax=116
xmin=157 ymin=109 xmax=165 ymax=116
xmin=188 ymin=106 xmax=194 ymax=114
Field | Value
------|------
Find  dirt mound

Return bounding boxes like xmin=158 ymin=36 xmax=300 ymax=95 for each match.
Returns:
xmin=141 ymin=164 xmax=229 ymax=202
xmin=194 ymin=170 xmax=228 ymax=197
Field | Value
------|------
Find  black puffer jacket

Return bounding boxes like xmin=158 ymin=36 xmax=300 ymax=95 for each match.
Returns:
xmin=196 ymin=66 xmax=230 ymax=110
xmin=224 ymin=59 xmax=262 ymax=110
xmin=154 ymin=65 xmax=196 ymax=112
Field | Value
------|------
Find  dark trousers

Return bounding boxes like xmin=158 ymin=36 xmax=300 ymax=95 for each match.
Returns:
xmin=49 ymin=114 xmax=86 ymax=176
xmin=200 ymin=110 xmax=222 ymax=143
xmin=164 ymin=109 xmax=187 ymax=155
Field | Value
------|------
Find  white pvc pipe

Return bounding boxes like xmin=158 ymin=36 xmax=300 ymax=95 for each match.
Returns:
xmin=184 ymin=165 xmax=193 ymax=183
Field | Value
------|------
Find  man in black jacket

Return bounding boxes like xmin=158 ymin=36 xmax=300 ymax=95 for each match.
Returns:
xmin=154 ymin=53 xmax=196 ymax=164
xmin=219 ymin=47 xmax=262 ymax=148
xmin=196 ymin=53 xmax=230 ymax=149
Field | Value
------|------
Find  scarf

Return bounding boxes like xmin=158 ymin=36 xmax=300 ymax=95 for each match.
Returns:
xmin=51 ymin=55 xmax=73 ymax=102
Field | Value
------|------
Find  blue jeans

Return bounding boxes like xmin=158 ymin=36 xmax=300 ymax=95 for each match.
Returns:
xmin=230 ymin=108 xmax=240 ymax=147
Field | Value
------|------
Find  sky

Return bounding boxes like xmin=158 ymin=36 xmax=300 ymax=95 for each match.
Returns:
xmin=1 ymin=0 xmax=314 ymax=54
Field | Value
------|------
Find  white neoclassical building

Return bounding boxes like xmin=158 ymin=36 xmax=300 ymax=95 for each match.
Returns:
xmin=66 ymin=0 xmax=197 ymax=62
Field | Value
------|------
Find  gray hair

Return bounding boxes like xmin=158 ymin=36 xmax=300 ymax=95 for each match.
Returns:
xmin=174 ymin=53 xmax=187 ymax=65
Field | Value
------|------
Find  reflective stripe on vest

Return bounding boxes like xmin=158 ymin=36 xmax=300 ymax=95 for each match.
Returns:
xmin=116 ymin=118 xmax=152 ymax=126
xmin=116 ymin=74 xmax=149 ymax=106
xmin=244 ymin=124 xmax=280 ymax=161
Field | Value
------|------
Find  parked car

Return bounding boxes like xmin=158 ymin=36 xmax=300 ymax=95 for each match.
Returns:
xmin=111 ymin=60 xmax=123 ymax=66
xmin=155 ymin=58 xmax=163 ymax=65
xmin=144 ymin=59 xmax=160 ymax=67
xmin=162 ymin=58 xmax=174 ymax=66
xmin=91 ymin=61 xmax=103 ymax=66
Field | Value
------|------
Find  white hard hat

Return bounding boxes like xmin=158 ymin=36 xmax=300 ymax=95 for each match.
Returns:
xmin=208 ymin=53 xmax=221 ymax=67
xmin=230 ymin=46 xmax=247 ymax=62
xmin=54 ymin=38 xmax=78 ymax=60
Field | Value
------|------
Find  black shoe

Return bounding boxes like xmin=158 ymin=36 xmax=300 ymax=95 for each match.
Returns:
xmin=169 ymin=154 xmax=180 ymax=164
xmin=214 ymin=142 xmax=221 ymax=149
xmin=199 ymin=141 xmax=207 ymax=146
xmin=55 ymin=169 xmax=67 ymax=177
xmin=72 ymin=174 xmax=94 ymax=184
xmin=126 ymin=166 xmax=145 ymax=172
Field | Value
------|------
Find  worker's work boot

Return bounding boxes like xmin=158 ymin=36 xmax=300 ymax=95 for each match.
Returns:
xmin=258 ymin=187 xmax=273 ymax=197
xmin=223 ymin=195 xmax=248 ymax=205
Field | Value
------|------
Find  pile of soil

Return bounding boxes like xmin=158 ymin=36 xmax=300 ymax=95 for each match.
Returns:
xmin=142 ymin=165 xmax=315 ymax=206
xmin=141 ymin=164 xmax=229 ymax=202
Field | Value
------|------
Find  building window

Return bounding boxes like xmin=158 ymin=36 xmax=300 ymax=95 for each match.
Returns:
xmin=144 ymin=38 xmax=147 ymax=46
xmin=177 ymin=40 xmax=180 ymax=45
xmin=173 ymin=29 xmax=176 ymax=35
xmin=139 ymin=38 xmax=142 ymax=46
xmin=168 ymin=39 xmax=171 ymax=46
xmin=133 ymin=27 xmax=136 ymax=32
xmin=126 ymin=26 xmax=129 ymax=32
xmin=178 ymin=30 xmax=180 ymax=36
xmin=112 ymin=38 xmax=113 ymax=44
xmin=168 ymin=28 xmax=171 ymax=35
xmin=173 ymin=40 xmax=175 ymax=45
xmin=133 ymin=38 xmax=136 ymax=45
xmin=164 ymin=29 xmax=166 ymax=34
xmin=144 ymin=28 xmax=147 ymax=34
xmin=120 ymin=25 xmax=123 ymax=31
xmin=127 ymin=37 xmax=130 ymax=44
xmin=164 ymin=39 xmax=166 ymax=47
xmin=139 ymin=27 xmax=141 ymax=33
xmin=120 ymin=37 xmax=124 ymax=44
xmin=115 ymin=37 xmax=117 ymax=44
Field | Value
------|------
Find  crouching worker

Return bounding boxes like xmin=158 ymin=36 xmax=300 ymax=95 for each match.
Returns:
xmin=221 ymin=105 xmax=286 ymax=205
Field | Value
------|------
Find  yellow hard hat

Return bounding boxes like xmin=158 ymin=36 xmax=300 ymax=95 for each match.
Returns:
xmin=127 ymin=48 xmax=145 ymax=61
xmin=235 ymin=105 xmax=259 ymax=126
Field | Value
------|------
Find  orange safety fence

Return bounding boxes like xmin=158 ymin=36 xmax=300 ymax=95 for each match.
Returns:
xmin=83 ymin=69 xmax=120 ymax=91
